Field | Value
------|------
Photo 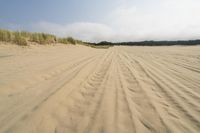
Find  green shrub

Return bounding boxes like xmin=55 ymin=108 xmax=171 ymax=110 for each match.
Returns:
xmin=67 ymin=37 xmax=76 ymax=44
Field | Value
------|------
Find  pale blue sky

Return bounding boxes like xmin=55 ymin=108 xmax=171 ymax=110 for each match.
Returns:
xmin=1 ymin=0 xmax=200 ymax=42
xmin=0 ymin=0 xmax=117 ymax=23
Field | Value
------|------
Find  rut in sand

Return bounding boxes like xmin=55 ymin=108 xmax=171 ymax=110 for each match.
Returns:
xmin=0 ymin=45 xmax=200 ymax=133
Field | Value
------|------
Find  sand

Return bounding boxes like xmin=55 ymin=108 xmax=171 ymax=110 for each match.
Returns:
xmin=0 ymin=44 xmax=200 ymax=133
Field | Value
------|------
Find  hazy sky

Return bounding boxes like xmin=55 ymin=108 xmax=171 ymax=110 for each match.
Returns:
xmin=1 ymin=0 xmax=200 ymax=42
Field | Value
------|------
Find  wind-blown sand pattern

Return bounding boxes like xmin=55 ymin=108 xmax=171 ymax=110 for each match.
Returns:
xmin=0 ymin=44 xmax=200 ymax=133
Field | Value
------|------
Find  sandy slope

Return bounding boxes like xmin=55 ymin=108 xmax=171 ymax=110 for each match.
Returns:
xmin=0 ymin=44 xmax=200 ymax=133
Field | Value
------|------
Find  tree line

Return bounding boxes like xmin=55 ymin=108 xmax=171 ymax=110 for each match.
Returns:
xmin=87 ymin=40 xmax=200 ymax=46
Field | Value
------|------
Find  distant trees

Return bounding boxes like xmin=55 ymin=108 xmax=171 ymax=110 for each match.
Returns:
xmin=1 ymin=28 xmax=200 ymax=47
xmin=94 ymin=40 xmax=200 ymax=46
xmin=97 ymin=41 xmax=113 ymax=46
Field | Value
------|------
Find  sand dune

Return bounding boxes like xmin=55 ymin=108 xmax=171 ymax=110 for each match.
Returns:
xmin=0 ymin=44 xmax=200 ymax=133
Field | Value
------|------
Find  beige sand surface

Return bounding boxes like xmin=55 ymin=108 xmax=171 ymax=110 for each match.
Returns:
xmin=0 ymin=44 xmax=200 ymax=133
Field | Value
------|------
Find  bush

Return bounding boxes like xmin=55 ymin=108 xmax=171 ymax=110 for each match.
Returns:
xmin=67 ymin=37 xmax=76 ymax=44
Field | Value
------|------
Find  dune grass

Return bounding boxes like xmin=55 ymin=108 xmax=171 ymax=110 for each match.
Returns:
xmin=13 ymin=32 xmax=27 ymax=46
xmin=0 ymin=29 xmax=12 ymax=42
xmin=29 ymin=33 xmax=56 ymax=44
xmin=0 ymin=29 xmax=110 ymax=48
xmin=58 ymin=37 xmax=77 ymax=45
xmin=0 ymin=29 xmax=27 ymax=45
xmin=0 ymin=29 xmax=83 ymax=46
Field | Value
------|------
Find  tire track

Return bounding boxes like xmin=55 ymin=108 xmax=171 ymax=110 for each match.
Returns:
xmin=152 ymin=56 xmax=200 ymax=92
xmin=81 ymin=51 xmax=114 ymax=133
xmin=45 ymin=50 xmax=114 ymax=133
xmin=1 ymin=45 xmax=200 ymax=133
xmin=115 ymin=55 xmax=137 ymax=133
xmin=122 ymin=52 xmax=195 ymax=132
xmin=134 ymin=56 xmax=200 ymax=132
xmin=141 ymin=55 xmax=200 ymax=104
xmin=118 ymin=52 xmax=170 ymax=133
xmin=83 ymin=49 xmax=136 ymax=133
xmin=0 ymin=53 xmax=100 ymax=133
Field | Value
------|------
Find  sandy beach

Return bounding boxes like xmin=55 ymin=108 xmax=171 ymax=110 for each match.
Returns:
xmin=0 ymin=44 xmax=200 ymax=133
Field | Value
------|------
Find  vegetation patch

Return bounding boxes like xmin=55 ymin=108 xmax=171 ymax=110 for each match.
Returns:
xmin=0 ymin=29 xmax=83 ymax=46
xmin=2 ymin=28 xmax=199 ymax=47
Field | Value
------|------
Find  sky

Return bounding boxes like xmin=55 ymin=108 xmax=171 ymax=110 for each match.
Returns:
xmin=0 ymin=0 xmax=200 ymax=42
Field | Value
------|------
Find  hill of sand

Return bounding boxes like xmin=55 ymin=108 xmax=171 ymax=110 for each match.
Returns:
xmin=0 ymin=44 xmax=200 ymax=133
